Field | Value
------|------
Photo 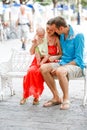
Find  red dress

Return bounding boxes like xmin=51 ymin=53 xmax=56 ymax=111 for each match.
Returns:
xmin=23 ymin=45 xmax=58 ymax=99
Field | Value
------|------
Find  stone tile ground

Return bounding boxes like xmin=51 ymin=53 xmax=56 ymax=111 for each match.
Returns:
xmin=0 ymin=31 xmax=87 ymax=130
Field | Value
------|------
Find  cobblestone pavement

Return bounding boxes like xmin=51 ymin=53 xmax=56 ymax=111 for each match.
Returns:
xmin=0 ymin=35 xmax=87 ymax=130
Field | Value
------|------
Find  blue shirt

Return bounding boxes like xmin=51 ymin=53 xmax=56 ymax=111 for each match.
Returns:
xmin=59 ymin=25 xmax=85 ymax=69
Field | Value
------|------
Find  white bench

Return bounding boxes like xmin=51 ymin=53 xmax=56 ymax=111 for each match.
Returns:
xmin=0 ymin=49 xmax=34 ymax=100
xmin=0 ymin=49 xmax=87 ymax=106
xmin=54 ymin=68 xmax=87 ymax=106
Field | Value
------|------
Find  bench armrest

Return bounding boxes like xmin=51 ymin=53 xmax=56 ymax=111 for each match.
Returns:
xmin=0 ymin=60 xmax=11 ymax=75
xmin=83 ymin=65 xmax=87 ymax=75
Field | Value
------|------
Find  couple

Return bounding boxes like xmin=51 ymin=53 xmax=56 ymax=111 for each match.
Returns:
xmin=20 ymin=16 xmax=85 ymax=110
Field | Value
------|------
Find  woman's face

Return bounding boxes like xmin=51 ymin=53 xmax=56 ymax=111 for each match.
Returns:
xmin=46 ymin=24 xmax=55 ymax=36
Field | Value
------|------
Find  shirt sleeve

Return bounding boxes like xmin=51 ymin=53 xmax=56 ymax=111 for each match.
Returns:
xmin=73 ymin=33 xmax=85 ymax=67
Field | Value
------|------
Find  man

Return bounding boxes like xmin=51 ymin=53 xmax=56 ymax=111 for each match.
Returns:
xmin=40 ymin=16 xmax=85 ymax=110
xmin=16 ymin=5 xmax=32 ymax=50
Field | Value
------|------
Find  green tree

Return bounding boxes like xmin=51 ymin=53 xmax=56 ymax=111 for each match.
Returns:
xmin=81 ymin=0 xmax=87 ymax=8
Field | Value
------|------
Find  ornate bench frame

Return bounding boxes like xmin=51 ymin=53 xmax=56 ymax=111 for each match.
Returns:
xmin=0 ymin=49 xmax=34 ymax=100
xmin=0 ymin=49 xmax=87 ymax=106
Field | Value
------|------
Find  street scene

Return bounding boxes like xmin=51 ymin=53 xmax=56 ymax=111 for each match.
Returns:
xmin=0 ymin=0 xmax=87 ymax=130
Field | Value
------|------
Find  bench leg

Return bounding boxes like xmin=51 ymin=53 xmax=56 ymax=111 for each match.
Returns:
xmin=0 ymin=77 xmax=7 ymax=100
xmin=83 ymin=77 xmax=87 ymax=106
xmin=7 ymin=77 xmax=15 ymax=96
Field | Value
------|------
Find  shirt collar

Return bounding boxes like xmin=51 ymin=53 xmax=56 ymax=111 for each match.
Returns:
xmin=61 ymin=25 xmax=75 ymax=40
xmin=68 ymin=25 xmax=75 ymax=40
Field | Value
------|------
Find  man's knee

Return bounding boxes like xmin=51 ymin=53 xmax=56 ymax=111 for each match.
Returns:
xmin=56 ymin=67 xmax=67 ymax=77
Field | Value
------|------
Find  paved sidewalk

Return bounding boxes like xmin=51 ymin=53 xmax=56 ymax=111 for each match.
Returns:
xmin=0 ymin=39 xmax=87 ymax=130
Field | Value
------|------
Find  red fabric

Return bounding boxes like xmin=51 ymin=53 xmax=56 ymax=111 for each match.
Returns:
xmin=48 ymin=45 xmax=58 ymax=55
xmin=23 ymin=57 xmax=44 ymax=98
xmin=23 ymin=45 xmax=58 ymax=99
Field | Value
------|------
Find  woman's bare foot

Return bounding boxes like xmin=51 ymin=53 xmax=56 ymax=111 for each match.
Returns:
xmin=33 ymin=98 xmax=39 ymax=105
xmin=20 ymin=98 xmax=27 ymax=105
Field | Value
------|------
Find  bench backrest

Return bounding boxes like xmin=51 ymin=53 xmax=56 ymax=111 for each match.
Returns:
xmin=10 ymin=49 xmax=34 ymax=72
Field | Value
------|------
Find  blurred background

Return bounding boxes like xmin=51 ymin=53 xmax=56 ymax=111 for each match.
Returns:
xmin=0 ymin=0 xmax=87 ymax=40
xmin=0 ymin=0 xmax=87 ymax=65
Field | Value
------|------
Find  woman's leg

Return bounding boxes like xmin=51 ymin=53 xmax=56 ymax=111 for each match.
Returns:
xmin=20 ymin=64 xmax=44 ymax=105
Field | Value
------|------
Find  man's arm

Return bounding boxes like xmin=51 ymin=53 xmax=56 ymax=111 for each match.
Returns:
xmin=73 ymin=33 xmax=84 ymax=67
xmin=66 ymin=33 xmax=84 ymax=67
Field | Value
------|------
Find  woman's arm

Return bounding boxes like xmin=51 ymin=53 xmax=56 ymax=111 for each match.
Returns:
xmin=49 ymin=55 xmax=61 ymax=62
xmin=40 ymin=55 xmax=50 ymax=65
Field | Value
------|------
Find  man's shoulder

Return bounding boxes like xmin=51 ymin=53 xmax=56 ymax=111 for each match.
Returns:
xmin=75 ymin=33 xmax=84 ymax=40
xmin=74 ymin=33 xmax=85 ymax=46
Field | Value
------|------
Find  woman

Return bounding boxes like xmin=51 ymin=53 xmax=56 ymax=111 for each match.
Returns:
xmin=20 ymin=20 xmax=62 ymax=105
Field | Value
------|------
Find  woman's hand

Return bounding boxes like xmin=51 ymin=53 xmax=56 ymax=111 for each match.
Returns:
xmin=49 ymin=55 xmax=61 ymax=62
xmin=49 ymin=56 xmax=57 ymax=62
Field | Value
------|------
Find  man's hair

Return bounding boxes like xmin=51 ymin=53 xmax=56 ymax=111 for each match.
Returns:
xmin=54 ymin=16 xmax=67 ymax=28
xmin=47 ymin=16 xmax=67 ymax=28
